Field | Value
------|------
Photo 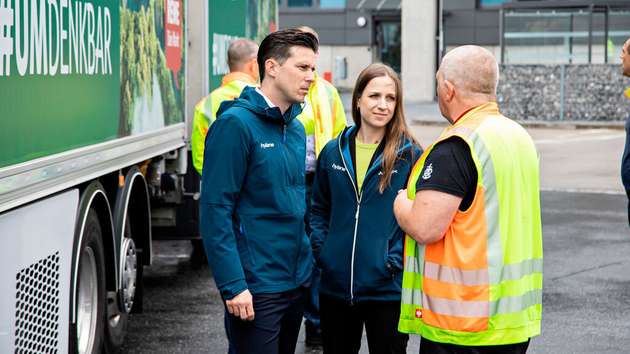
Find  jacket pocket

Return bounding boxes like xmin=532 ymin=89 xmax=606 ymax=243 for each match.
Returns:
xmin=237 ymin=222 xmax=256 ymax=267
xmin=318 ymin=233 xmax=350 ymax=295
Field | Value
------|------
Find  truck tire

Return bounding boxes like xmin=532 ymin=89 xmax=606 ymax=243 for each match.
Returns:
xmin=105 ymin=213 xmax=142 ymax=352
xmin=72 ymin=209 xmax=106 ymax=354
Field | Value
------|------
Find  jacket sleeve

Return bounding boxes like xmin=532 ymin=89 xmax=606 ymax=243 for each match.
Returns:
xmin=191 ymin=100 xmax=211 ymax=176
xmin=199 ymin=114 xmax=249 ymax=300
xmin=386 ymin=221 xmax=405 ymax=276
xmin=386 ymin=146 xmax=424 ymax=276
xmin=310 ymin=147 xmax=332 ymax=264
xmin=331 ymin=88 xmax=347 ymax=138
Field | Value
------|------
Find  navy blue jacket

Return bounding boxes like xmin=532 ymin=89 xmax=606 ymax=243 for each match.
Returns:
xmin=200 ymin=86 xmax=312 ymax=300
xmin=310 ymin=126 xmax=422 ymax=303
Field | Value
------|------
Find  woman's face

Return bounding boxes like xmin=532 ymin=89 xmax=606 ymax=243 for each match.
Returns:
xmin=357 ymin=75 xmax=397 ymax=131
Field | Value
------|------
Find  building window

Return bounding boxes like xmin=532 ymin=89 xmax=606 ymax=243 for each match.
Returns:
xmin=502 ymin=8 xmax=630 ymax=64
xmin=479 ymin=0 xmax=512 ymax=8
xmin=287 ymin=0 xmax=313 ymax=7
xmin=320 ymin=0 xmax=345 ymax=9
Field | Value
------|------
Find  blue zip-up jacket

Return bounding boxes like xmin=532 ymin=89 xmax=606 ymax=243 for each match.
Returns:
xmin=310 ymin=125 xmax=422 ymax=303
xmin=200 ymin=86 xmax=312 ymax=300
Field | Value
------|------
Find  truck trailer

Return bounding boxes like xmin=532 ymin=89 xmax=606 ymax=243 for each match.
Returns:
xmin=0 ymin=0 xmax=277 ymax=353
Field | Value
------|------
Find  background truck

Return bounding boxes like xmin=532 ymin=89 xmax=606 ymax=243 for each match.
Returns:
xmin=0 ymin=0 xmax=277 ymax=353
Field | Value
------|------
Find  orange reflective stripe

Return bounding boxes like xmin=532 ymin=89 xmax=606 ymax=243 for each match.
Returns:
xmin=423 ymin=277 xmax=489 ymax=302
xmin=422 ymin=308 xmax=489 ymax=332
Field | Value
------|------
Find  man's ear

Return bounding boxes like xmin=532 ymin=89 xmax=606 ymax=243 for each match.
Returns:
xmin=247 ymin=58 xmax=259 ymax=79
xmin=265 ymin=58 xmax=278 ymax=79
xmin=443 ymin=79 xmax=456 ymax=102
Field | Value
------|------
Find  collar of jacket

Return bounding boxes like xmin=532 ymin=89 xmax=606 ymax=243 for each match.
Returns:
xmin=216 ymin=86 xmax=304 ymax=125
xmin=221 ymin=72 xmax=258 ymax=87
xmin=338 ymin=125 xmax=417 ymax=187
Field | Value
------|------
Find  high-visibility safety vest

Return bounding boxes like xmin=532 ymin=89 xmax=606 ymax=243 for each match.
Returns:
xmin=624 ymin=87 xmax=630 ymax=100
xmin=191 ymin=72 xmax=257 ymax=175
xmin=399 ymin=102 xmax=543 ymax=346
xmin=297 ymin=72 xmax=347 ymax=157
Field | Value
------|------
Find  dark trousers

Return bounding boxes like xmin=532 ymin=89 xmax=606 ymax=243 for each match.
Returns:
xmin=319 ymin=293 xmax=409 ymax=354
xmin=224 ymin=287 xmax=307 ymax=354
xmin=303 ymin=172 xmax=321 ymax=331
xmin=420 ymin=337 xmax=530 ymax=354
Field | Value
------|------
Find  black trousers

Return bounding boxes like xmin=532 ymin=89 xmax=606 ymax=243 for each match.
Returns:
xmin=224 ymin=287 xmax=306 ymax=354
xmin=319 ymin=293 xmax=409 ymax=354
xmin=420 ymin=337 xmax=530 ymax=354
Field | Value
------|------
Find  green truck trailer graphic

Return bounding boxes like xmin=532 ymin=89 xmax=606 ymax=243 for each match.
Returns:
xmin=0 ymin=1 xmax=277 ymax=352
xmin=208 ymin=0 xmax=276 ymax=89
xmin=0 ymin=0 xmax=184 ymax=168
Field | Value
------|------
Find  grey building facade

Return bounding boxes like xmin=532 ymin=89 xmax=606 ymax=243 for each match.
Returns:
xmin=279 ymin=0 xmax=406 ymax=89
xmin=280 ymin=0 xmax=630 ymax=111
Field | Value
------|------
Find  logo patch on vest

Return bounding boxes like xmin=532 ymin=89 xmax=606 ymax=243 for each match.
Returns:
xmin=415 ymin=309 xmax=422 ymax=318
xmin=422 ymin=163 xmax=433 ymax=180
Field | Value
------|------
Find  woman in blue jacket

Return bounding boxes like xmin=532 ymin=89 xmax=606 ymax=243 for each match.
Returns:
xmin=310 ymin=63 xmax=422 ymax=353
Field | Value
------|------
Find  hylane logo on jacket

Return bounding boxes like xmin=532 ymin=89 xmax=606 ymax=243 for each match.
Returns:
xmin=378 ymin=169 xmax=398 ymax=176
xmin=260 ymin=142 xmax=275 ymax=149
xmin=331 ymin=163 xmax=346 ymax=172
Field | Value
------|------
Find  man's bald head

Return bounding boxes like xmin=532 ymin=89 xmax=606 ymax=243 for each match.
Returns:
xmin=228 ymin=38 xmax=259 ymax=72
xmin=439 ymin=45 xmax=499 ymax=100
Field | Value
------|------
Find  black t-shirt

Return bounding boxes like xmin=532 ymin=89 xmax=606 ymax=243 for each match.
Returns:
xmin=415 ymin=137 xmax=478 ymax=211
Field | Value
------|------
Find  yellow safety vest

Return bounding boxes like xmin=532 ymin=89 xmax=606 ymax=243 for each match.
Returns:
xmin=399 ymin=102 xmax=543 ymax=346
xmin=297 ymin=72 xmax=347 ymax=156
xmin=191 ymin=72 xmax=257 ymax=175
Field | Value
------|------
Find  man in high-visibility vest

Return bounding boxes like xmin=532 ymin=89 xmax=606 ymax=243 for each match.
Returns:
xmin=393 ymin=45 xmax=542 ymax=354
xmin=295 ymin=26 xmax=347 ymax=347
xmin=620 ymin=37 xmax=630 ymax=226
xmin=191 ymin=38 xmax=259 ymax=175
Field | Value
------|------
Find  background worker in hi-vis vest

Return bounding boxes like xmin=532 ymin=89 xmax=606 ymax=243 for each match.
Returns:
xmin=619 ymin=37 xmax=630 ymax=226
xmin=294 ymin=26 xmax=347 ymax=348
xmin=191 ymin=38 xmax=259 ymax=176
xmin=393 ymin=45 xmax=543 ymax=354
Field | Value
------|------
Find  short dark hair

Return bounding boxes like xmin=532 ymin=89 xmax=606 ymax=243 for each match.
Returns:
xmin=257 ymin=29 xmax=318 ymax=81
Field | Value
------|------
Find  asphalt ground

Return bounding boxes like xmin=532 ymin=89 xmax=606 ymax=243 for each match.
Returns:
xmin=120 ymin=125 xmax=630 ymax=354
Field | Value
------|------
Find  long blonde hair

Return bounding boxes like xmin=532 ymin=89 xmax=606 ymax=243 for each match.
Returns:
xmin=351 ymin=63 xmax=420 ymax=193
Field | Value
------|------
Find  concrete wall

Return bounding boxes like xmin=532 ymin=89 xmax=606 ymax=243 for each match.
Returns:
xmin=402 ymin=0 xmax=436 ymax=102
xmin=498 ymin=64 xmax=630 ymax=121
xmin=316 ymin=45 xmax=373 ymax=89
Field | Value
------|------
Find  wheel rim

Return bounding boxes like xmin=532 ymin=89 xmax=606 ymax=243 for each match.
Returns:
xmin=121 ymin=237 xmax=137 ymax=313
xmin=77 ymin=246 xmax=99 ymax=354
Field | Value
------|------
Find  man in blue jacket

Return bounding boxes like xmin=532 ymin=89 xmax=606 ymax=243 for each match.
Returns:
xmin=199 ymin=29 xmax=318 ymax=354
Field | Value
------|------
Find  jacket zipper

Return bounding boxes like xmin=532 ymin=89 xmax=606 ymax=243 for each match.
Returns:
xmin=338 ymin=139 xmax=361 ymax=305
xmin=284 ymin=122 xmax=301 ymax=285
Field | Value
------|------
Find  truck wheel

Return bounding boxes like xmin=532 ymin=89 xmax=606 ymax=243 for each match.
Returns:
xmin=74 ymin=209 xmax=106 ymax=354
xmin=105 ymin=214 xmax=141 ymax=352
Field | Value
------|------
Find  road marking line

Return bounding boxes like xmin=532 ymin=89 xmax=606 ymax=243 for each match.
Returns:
xmin=541 ymin=187 xmax=625 ymax=195
xmin=534 ymin=133 xmax=625 ymax=145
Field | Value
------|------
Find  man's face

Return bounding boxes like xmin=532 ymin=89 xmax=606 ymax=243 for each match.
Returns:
xmin=622 ymin=39 xmax=630 ymax=77
xmin=274 ymin=46 xmax=316 ymax=104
